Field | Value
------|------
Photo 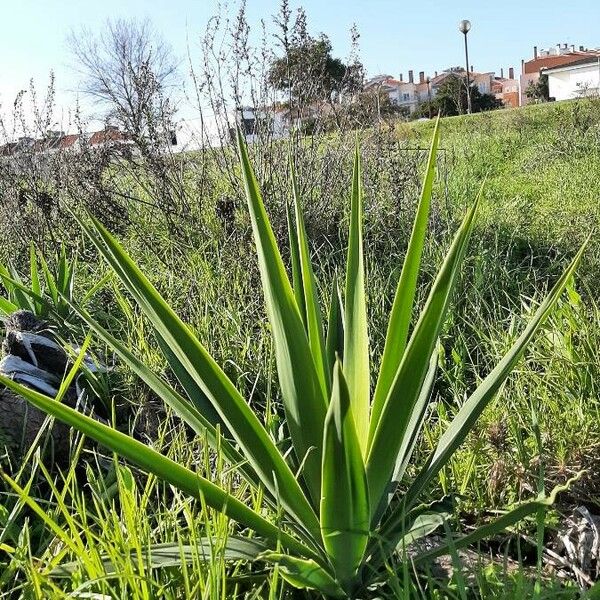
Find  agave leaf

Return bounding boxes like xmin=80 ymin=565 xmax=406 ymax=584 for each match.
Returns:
xmin=75 ymin=213 xmax=321 ymax=543
xmin=412 ymin=474 xmax=582 ymax=565
xmin=290 ymin=160 xmax=330 ymax=396
xmin=38 ymin=252 xmax=59 ymax=306
xmin=0 ymin=271 xmax=51 ymax=315
xmin=236 ymin=129 xmax=327 ymax=507
xmin=67 ymin=300 xmax=260 ymax=492
xmin=344 ymin=145 xmax=370 ymax=452
xmin=391 ymin=345 xmax=438 ymax=487
xmin=400 ymin=511 xmax=449 ymax=549
xmin=404 ymin=241 xmax=587 ymax=509
xmin=0 ymin=374 xmax=319 ymax=562
xmin=371 ymin=347 xmax=438 ymax=525
xmin=321 ymin=360 xmax=370 ymax=587
xmin=371 ymin=116 xmax=441 ymax=436
xmin=52 ymin=536 xmax=269 ymax=575
xmin=0 ymin=268 xmax=35 ymax=312
xmin=261 ymin=553 xmax=344 ymax=598
xmin=0 ymin=296 xmax=18 ymax=316
xmin=368 ymin=496 xmax=454 ymax=567
xmin=154 ymin=333 xmax=223 ymax=429
xmin=29 ymin=243 xmax=43 ymax=315
xmin=286 ymin=199 xmax=306 ymax=327
xmin=367 ymin=194 xmax=480 ymax=513
xmin=325 ymin=277 xmax=344 ymax=375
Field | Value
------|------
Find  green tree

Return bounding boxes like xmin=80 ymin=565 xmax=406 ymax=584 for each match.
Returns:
xmin=415 ymin=74 xmax=502 ymax=118
xmin=268 ymin=10 xmax=363 ymax=106
xmin=525 ymin=74 xmax=550 ymax=102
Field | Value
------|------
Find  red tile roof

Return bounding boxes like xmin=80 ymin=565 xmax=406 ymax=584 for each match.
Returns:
xmin=89 ymin=127 xmax=130 ymax=146
xmin=59 ymin=134 xmax=79 ymax=149
xmin=524 ymin=51 xmax=600 ymax=74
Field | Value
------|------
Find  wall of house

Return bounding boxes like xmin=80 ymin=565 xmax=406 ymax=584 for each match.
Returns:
xmin=548 ymin=63 xmax=600 ymax=100
xmin=520 ymin=72 xmax=539 ymax=105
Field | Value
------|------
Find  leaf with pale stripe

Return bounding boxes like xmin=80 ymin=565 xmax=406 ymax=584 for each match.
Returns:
xmin=0 ymin=374 xmax=318 ymax=562
xmin=370 ymin=116 xmax=441 ymax=437
xmin=76 ymin=212 xmax=321 ymax=542
xmin=320 ymin=360 xmax=369 ymax=588
xmin=403 ymin=242 xmax=588 ymax=509
xmin=290 ymin=160 xmax=329 ymax=396
xmin=236 ymin=129 xmax=327 ymax=507
xmin=367 ymin=194 xmax=480 ymax=512
xmin=344 ymin=145 xmax=370 ymax=452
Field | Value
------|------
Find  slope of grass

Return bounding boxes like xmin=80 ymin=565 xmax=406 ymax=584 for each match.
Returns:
xmin=1 ymin=99 xmax=600 ymax=598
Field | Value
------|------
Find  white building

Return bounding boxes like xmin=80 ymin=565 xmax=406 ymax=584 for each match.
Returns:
xmin=545 ymin=56 xmax=600 ymax=101
xmin=365 ymin=69 xmax=496 ymax=114
xmin=171 ymin=107 xmax=290 ymax=153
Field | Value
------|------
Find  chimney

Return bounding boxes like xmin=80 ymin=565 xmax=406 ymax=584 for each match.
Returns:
xmin=570 ymin=44 xmax=575 ymax=53
xmin=408 ymin=70 xmax=414 ymax=83
xmin=434 ymin=71 xmax=438 ymax=77
xmin=556 ymin=43 xmax=562 ymax=54
xmin=533 ymin=46 xmax=538 ymax=59
xmin=509 ymin=67 xmax=514 ymax=79
xmin=399 ymin=73 xmax=403 ymax=82
xmin=470 ymin=64 xmax=474 ymax=72
xmin=419 ymin=71 xmax=425 ymax=83
xmin=500 ymin=67 xmax=504 ymax=78
xmin=579 ymin=45 xmax=585 ymax=51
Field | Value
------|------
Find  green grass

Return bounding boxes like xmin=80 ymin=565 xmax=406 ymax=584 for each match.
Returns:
xmin=1 ymin=99 xmax=600 ymax=598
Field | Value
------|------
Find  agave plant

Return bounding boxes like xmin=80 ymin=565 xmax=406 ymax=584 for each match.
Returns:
xmin=0 ymin=243 xmax=85 ymax=323
xmin=0 ymin=120 xmax=586 ymax=598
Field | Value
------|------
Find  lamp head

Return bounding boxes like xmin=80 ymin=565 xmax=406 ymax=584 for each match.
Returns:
xmin=459 ymin=19 xmax=471 ymax=34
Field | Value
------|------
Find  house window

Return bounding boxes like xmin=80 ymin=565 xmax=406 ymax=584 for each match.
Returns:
xmin=402 ymin=93 xmax=410 ymax=101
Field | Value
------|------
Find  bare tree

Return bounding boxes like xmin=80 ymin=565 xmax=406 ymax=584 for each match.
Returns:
xmin=68 ymin=18 xmax=178 ymax=142
xmin=67 ymin=19 xmax=194 ymax=236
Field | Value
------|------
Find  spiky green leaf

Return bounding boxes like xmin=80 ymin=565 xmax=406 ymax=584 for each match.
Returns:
xmin=371 ymin=116 xmax=441 ymax=435
xmin=344 ymin=145 xmax=370 ymax=452
xmin=321 ymin=360 xmax=369 ymax=587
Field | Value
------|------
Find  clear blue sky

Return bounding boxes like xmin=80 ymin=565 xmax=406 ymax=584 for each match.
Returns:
xmin=2 ymin=0 xmax=599 ymax=123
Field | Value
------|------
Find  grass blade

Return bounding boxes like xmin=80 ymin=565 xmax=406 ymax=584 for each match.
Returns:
xmin=320 ymin=360 xmax=369 ymax=589
xmin=370 ymin=116 xmax=441 ymax=436
xmin=0 ymin=374 xmax=319 ymax=562
xmin=344 ymin=144 xmax=370 ymax=452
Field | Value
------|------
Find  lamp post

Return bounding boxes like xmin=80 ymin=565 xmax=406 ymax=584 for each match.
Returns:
xmin=459 ymin=19 xmax=472 ymax=114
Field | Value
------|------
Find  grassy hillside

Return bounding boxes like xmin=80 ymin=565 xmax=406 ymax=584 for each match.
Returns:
xmin=1 ymin=99 xmax=599 ymax=598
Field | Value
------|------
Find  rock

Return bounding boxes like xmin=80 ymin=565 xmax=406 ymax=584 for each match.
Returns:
xmin=0 ymin=310 xmax=79 ymax=466
xmin=0 ymin=387 xmax=72 ymax=466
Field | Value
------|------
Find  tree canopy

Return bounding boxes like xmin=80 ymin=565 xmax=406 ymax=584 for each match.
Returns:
xmin=415 ymin=74 xmax=503 ymax=118
xmin=268 ymin=12 xmax=363 ymax=106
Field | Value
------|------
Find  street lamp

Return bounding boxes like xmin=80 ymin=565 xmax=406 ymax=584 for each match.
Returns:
xmin=458 ymin=19 xmax=472 ymax=114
